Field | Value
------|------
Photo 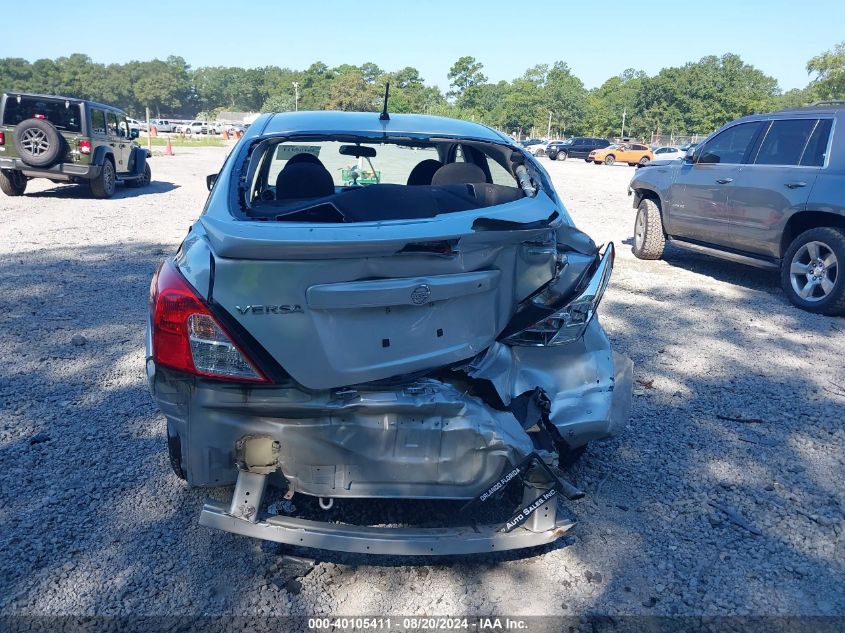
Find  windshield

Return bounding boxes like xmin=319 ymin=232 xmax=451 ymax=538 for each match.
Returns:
xmin=2 ymin=96 xmax=83 ymax=133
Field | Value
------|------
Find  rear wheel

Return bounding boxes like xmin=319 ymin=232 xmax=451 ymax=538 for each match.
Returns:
xmin=167 ymin=431 xmax=187 ymax=480
xmin=632 ymin=198 xmax=665 ymax=260
xmin=126 ymin=163 xmax=152 ymax=188
xmin=558 ymin=444 xmax=587 ymax=468
xmin=604 ymin=155 xmax=615 ymax=166
xmin=0 ymin=169 xmax=27 ymax=196
xmin=639 ymin=156 xmax=651 ymax=166
xmin=90 ymin=159 xmax=116 ymax=199
xmin=781 ymin=227 xmax=845 ymax=315
xmin=534 ymin=148 xmax=545 ymax=157
xmin=556 ymin=151 xmax=568 ymax=161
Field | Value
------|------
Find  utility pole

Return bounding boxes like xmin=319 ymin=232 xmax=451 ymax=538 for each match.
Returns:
xmin=547 ymin=111 xmax=552 ymax=139
xmin=292 ymin=82 xmax=299 ymax=112
xmin=621 ymin=107 xmax=627 ymax=140
xmin=145 ymin=106 xmax=151 ymax=152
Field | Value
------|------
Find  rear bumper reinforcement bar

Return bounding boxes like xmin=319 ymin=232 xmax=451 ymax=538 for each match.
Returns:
xmin=199 ymin=465 xmax=575 ymax=555
xmin=199 ymin=500 xmax=574 ymax=555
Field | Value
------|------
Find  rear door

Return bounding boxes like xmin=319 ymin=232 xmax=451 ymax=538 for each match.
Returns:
xmin=105 ymin=111 xmax=129 ymax=172
xmin=570 ymin=139 xmax=588 ymax=157
xmin=664 ymin=121 xmax=764 ymax=242
xmin=725 ymin=118 xmax=828 ymax=257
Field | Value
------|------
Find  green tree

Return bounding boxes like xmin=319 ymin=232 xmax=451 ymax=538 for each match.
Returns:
xmin=544 ymin=61 xmax=587 ymax=136
xmin=447 ymin=56 xmax=487 ymax=105
xmin=807 ymin=41 xmax=845 ymax=99
xmin=0 ymin=58 xmax=33 ymax=92
xmin=133 ymin=56 xmax=191 ymax=116
xmin=325 ymin=70 xmax=377 ymax=111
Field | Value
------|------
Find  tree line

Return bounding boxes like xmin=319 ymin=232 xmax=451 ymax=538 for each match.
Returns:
xmin=1 ymin=43 xmax=843 ymax=139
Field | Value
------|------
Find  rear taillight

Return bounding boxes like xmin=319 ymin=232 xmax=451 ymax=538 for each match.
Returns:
xmin=150 ymin=261 xmax=268 ymax=382
xmin=0 ymin=132 xmax=4 ymax=145
xmin=78 ymin=140 xmax=91 ymax=155
xmin=505 ymin=243 xmax=615 ymax=347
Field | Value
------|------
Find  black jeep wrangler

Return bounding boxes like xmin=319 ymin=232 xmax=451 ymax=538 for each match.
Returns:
xmin=0 ymin=92 xmax=152 ymax=198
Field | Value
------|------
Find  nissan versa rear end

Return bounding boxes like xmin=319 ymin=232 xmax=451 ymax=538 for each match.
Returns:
xmin=146 ymin=110 xmax=632 ymax=555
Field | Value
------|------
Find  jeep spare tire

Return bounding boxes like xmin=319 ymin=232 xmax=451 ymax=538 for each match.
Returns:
xmin=13 ymin=119 xmax=63 ymax=167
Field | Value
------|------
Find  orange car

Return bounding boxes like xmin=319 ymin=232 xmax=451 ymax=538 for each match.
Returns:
xmin=588 ymin=143 xmax=653 ymax=166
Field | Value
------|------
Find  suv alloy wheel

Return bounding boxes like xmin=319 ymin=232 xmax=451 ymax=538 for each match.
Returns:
xmin=90 ymin=159 xmax=116 ymax=199
xmin=13 ymin=119 xmax=63 ymax=167
xmin=781 ymin=227 xmax=845 ymax=315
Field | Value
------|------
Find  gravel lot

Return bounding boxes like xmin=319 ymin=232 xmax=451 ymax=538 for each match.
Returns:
xmin=1 ymin=147 xmax=843 ymax=621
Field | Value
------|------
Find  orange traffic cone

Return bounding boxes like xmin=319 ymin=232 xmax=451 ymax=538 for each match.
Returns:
xmin=164 ymin=137 xmax=174 ymax=156
xmin=222 ymin=128 xmax=229 ymax=140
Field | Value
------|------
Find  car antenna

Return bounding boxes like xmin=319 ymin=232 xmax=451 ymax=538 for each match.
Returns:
xmin=379 ymin=82 xmax=390 ymax=121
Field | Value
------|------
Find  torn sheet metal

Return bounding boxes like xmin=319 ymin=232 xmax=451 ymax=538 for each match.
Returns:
xmin=467 ymin=319 xmax=633 ymax=448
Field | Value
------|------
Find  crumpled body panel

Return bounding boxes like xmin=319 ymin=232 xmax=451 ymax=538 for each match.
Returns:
xmin=467 ymin=320 xmax=633 ymax=448
xmin=151 ymin=318 xmax=631 ymax=497
xmin=153 ymin=368 xmax=533 ymax=498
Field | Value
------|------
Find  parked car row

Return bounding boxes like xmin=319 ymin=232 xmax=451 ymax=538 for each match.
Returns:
xmin=118 ymin=119 xmax=248 ymax=135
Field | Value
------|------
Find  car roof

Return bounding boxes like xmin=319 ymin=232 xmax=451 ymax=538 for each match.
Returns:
xmin=727 ymin=102 xmax=845 ymax=126
xmin=256 ymin=111 xmax=513 ymax=144
xmin=2 ymin=91 xmax=126 ymax=114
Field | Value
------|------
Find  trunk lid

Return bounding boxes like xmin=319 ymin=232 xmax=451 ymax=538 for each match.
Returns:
xmin=202 ymin=197 xmax=563 ymax=389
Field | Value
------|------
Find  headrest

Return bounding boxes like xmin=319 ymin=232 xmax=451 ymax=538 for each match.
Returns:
xmin=431 ymin=162 xmax=487 ymax=186
xmin=406 ymin=159 xmax=443 ymax=186
xmin=275 ymin=161 xmax=335 ymax=199
xmin=286 ymin=152 xmax=322 ymax=166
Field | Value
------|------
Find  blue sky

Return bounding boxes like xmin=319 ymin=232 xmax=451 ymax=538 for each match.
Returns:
xmin=3 ymin=0 xmax=843 ymax=92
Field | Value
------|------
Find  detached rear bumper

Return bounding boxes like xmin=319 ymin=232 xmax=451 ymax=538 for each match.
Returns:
xmin=200 ymin=500 xmax=574 ymax=555
xmin=199 ymin=468 xmax=575 ymax=555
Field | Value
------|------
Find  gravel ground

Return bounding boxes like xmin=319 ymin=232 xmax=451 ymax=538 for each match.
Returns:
xmin=1 ymin=147 xmax=843 ymax=620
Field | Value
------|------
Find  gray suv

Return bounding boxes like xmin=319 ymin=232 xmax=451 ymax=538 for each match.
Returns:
xmin=629 ymin=102 xmax=844 ymax=315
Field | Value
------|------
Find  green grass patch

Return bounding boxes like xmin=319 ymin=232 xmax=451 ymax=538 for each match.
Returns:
xmin=138 ymin=135 xmax=228 ymax=148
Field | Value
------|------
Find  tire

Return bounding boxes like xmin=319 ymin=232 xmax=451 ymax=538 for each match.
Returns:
xmin=780 ymin=227 xmax=845 ymax=315
xmin=556 ymin=151 xmax=568 ymax=161
xmin=584 ymin=158 xmax=591 ymax=162
xmin=0 ymin=169 xmax=26 ymax=196
xmin=90 ymin=159 xmax=116 ymax=199
xmin=126 ymin=162 xmax=152 ymax=188
xmin=639 ymin=156 xmax=651 ymax=166
xmin=167 ymin=432 xmax=187 ymax=480
xmin=632 ymin=198 xmax=666 ymax=260
xmin=604 ymin=155 xmax=615 ymax=166
xmin=558 ymin=444 xmax=587 ymax=468
xmin=534 ymin=149 xmax=544 ymax=157
xmin=13 ymin=119 xmax=63 ymax=167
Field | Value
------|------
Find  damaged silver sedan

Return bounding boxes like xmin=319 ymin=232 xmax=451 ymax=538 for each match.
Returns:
xmin=145 ymin=110 xmax=632 ymax=555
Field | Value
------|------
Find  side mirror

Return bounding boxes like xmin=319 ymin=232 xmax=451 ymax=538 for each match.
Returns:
xmin=206 ymin=173 xmax=218 ymax=191
xmin=130 ymin=129 xmax=140 ymax=140
xmin=683 ymin=148 xmax=696 ymax=163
